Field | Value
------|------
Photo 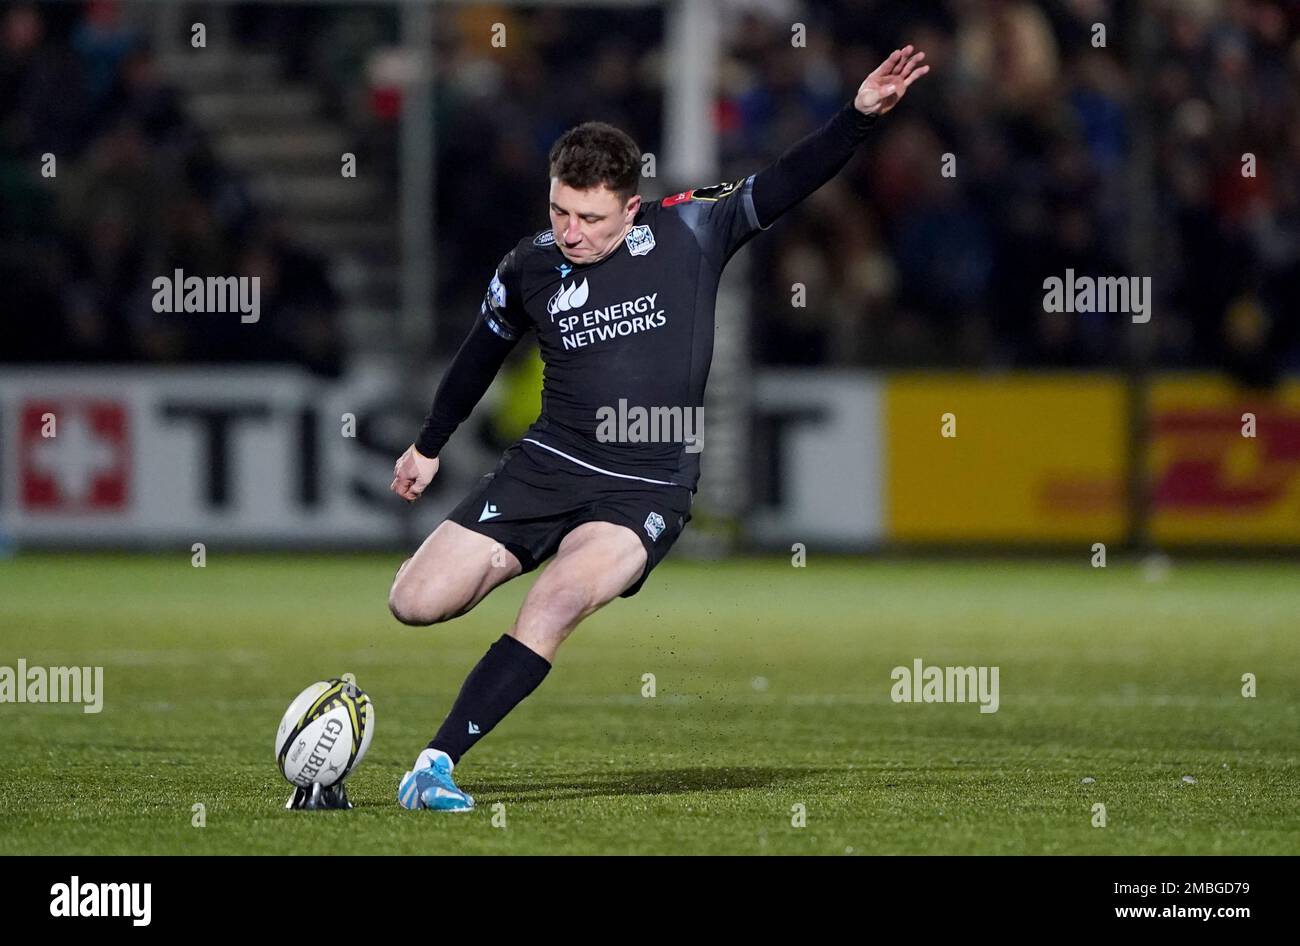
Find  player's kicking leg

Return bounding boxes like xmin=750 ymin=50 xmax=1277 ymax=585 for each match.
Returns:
xmin=390 ymin=520 xmax=523 ymax=810
xmin=399 ymin=521 xmax=647 ymax=811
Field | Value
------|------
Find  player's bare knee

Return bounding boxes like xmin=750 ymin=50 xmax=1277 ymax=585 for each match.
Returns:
xmin=387 ymin=577 xmax=456 ymax=627
xmin=387 ymin=586 xmax=431 ymax=626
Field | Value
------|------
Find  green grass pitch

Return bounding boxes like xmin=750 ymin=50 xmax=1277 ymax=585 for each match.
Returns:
xmin=2 ymin=553 xmax=1297 ymax=855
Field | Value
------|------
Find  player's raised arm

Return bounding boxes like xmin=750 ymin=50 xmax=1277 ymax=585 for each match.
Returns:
xmin=750 ymin=44 xmax=929 ymax=229
xmin=392 ymin=256 xmax=530 ymax=503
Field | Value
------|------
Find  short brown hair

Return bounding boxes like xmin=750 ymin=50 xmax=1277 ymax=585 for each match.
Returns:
xmin=548 ymin=121 xmax=641 ymax=203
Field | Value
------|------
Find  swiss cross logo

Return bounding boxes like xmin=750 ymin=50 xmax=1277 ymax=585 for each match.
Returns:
xmin=661 ymin=189 xmax=693 ymax=207
xmin=20 ymin=400 xmax=130 ymax=511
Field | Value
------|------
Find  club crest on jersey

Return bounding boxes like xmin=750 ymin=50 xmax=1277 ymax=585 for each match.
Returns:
xmin=488 ymin=270 xmax=507 ymax=309
xmin=547 ymin=278 xmax=590 ymax=319
xmin=625 ymin=224 xmax=655 ymax=257
xmin=644 ymin=511 xmax=666 ymax=542
xmin=534 ymin=230 xmax=556 ymax=246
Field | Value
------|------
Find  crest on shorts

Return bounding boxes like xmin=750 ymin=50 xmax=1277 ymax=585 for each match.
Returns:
xmin=625 ymin=224 xmax=655 ymax=257
xmin=644 ymin=511 xmax=666 ymax=541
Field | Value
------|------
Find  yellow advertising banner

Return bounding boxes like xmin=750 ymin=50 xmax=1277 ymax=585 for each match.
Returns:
xmin=886 ymin=375 xmax=1127 ymax=541
xmin=1148 ymin=376 xmax=1300 ymax=543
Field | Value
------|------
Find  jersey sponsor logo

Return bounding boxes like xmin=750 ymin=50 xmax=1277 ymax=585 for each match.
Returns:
xmin=478 ymin=501 xmax=502 ymax=522
xmin=547 ymin=278 xmax=590 ymax=319
xmin=662 ymin=189 xmax=693 ymax=207
xmin=644 ymin=511 xmax=666 ymax=542
xmin=556 ymin=263 xmax=573 ymax=278
xmin=625 ymin=224 xmax=655 ymax=256
xmin=556 ymin=292 xmax=666 ymax=350
xmin=533 ymin=230 xmax=556 ymax=246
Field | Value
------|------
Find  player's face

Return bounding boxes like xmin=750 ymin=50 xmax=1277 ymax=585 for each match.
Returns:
xmin=549 ymin=180 xmax=641 ymax=264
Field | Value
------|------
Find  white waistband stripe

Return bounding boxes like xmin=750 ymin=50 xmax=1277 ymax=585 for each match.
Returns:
xmin=522 ymin=439 xmax=686 ymax=488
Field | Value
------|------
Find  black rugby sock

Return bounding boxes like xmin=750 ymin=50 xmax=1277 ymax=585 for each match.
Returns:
xmin=428 ymin=634 xmax=552 ymax=765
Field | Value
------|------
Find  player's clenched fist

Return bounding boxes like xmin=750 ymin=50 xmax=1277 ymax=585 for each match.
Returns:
xmin=391 ymin=445 xmax=439 ymax=502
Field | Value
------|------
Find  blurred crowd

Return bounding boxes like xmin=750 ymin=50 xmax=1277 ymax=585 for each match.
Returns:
xmin=4 ymin=0 xmax=1299 ymax=383
xmin=1 ymin=1 xmax=342 ymax=375
xmin=731 ymin=0 xmax=1300 ymax=381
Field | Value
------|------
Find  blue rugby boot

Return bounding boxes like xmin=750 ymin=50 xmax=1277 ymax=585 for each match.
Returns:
xmin=398 ymin=748 xmax=474 ymax=812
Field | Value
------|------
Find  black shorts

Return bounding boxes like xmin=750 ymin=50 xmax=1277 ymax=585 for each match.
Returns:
xmin=445 ymin=440 xmax=694 ymax=597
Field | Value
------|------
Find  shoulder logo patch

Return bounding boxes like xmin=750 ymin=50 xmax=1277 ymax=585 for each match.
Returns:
xmin=488 ymin=270 xmax=507 ymax=309
xmin=661 ymin=179 xmax=743 ymax=207
xmin=534 ymin=230 xmax=556 ymax=246
xmin=689 ymin=179 xmax=743 ymax=202
xmin=625 ymin=224 xmax=655 ymax=257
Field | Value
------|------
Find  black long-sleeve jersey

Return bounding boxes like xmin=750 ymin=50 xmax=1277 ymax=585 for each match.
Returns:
xmin=415 ymin=100 xmax=879 ymax=491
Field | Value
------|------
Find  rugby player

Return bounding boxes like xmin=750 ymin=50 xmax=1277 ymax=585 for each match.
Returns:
xmin=391 ymin=46 xmax=929 ymax=810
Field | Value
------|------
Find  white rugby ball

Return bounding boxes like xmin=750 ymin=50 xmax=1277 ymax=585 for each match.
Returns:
xmin=275 ymin=678 xmax=375 ymax=788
